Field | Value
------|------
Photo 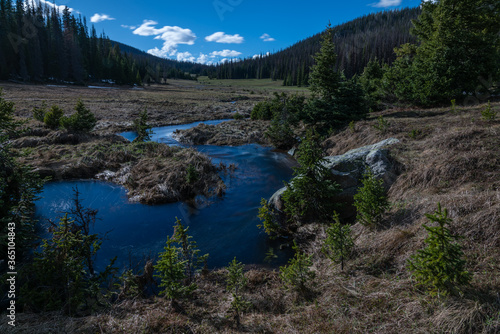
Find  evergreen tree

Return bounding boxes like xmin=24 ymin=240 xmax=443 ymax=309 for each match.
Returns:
xmin=282 ymin=130 xmax=341 ymax=224
xmin=408 ymin=203 xmax=471 ymax=296
xmin=305 ymin=24 xmax=368 ymax=131
xmin=226 ymin=257 xmax=250 ymax=327
xmin=154 ymin=236 xmax=196 ymax=305
xmin=171 ymin=217 xmax=208 ymax=284
xmin=0 ymin=90 xmax=44 ymax=259
xmin=132 ymin=108 xmax=153 ymax=142
xmin=322 ymin=212 xmax=354 ymax=271
xmin=279 ymin=241 xmax=315 ymax=293
xmin=353 ymin=169 xmax=389 ymax=228
xmin=386 ymin=0 xmax=500 ymax=105
xmin=61 ymin=99 xmax=96 ymax=133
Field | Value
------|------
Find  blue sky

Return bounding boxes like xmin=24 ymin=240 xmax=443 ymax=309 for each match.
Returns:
xmin=39 ymin=0 xmax=421 ymax=64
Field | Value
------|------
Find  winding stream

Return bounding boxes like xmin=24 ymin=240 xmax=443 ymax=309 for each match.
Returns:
xmin=35 ymin=120 xmax=295 ymax=270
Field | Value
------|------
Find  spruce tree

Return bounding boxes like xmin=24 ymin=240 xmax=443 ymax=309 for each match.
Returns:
xmin=133 ymin=108 xmax=153 ymax=142
xmin=353 ymin=169 xmax=389 ymax=228
xmin=282 ymin=129 xmax=340 ymax=224
xmin=171 ymin=217 xmax=208 ymax=284
xmin=154 ymin=236 xmax=196 ymax=305
xmin=322 ymin=212 xmax=354 ymax=271
xmin=305 ymin=24 xmax=368 ymax=130
xmin=279 ymin=241 xmax=315 ymax=293
xmin=408 ymin=203 xmax=471 ymax=296
xmin=226 ymin=257 xmax=250 ymax=327
xmin=386 ymin=0 xmax=500 ymax=105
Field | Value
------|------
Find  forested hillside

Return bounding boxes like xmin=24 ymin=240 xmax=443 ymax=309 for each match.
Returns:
xmin=208 ymin=7 xmax=420 ymax=85
xmin=0 ymin=0 xmax=206 ymax=85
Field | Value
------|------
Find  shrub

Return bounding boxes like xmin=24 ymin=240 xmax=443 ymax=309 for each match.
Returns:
xmin=186 ymin=164 xmax=199 ymax=184
xmin=279 ymin=241 xmax=315 ymax=292
xmin=257 ymin=198 xmax=282 ymax=239
xmin=481 ymin=101 xmax=497 ymax=121
xmin=233 ymin=112 xmax=244 ymax=120
xmin=61 ymin=99 xmax=96 ymax=133
xmin=373 ymin=115 xmax=389 ymax=133
xmin=407 ymin=203 xmax=471 ymax=296
xmin=32 ymin=101 xmax=48 ymax=122
xmin=353 ymin=169 xmax=389 ymax=228
xmin=265 ymin=112 xmax=297 ymax=149
xmin=322 ymin=212 xmax=354 ymax=271
xmin=43 ymin=105 xmax=64 ymax=129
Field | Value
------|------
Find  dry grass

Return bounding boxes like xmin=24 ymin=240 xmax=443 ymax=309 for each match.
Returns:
xmin=3 ymin=96 xmax=500 ymax=333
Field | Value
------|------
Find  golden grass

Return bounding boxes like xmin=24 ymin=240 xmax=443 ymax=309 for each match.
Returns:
xmin=4 ymin=99 xmax=500 ymax=333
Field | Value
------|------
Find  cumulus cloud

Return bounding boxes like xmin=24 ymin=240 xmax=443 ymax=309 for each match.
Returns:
xmin=371 ymin=0 xmax=401 ymax=7
xmin=133 ymin=20 xmax=197 ymax=58
xmin=33 ymin=0 xmax=76 ymax=13
xmin=209 ymin=50 xmax=242 ymax=58
xmin=121 ymin=25 xmax=137 ymax=29
xmin=260 ymin=33 xmax=275 ymax=42
xmin=176 ymin=52 xmax=195 ymax=62
xmin=205 ymin=32 xmax=244 ymax=44
xmin=91 ymin=14 xmax=115 ymax=23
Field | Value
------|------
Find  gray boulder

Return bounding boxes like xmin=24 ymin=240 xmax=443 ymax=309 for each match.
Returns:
xmin=269 ymin=138 xmax=400 ymax=219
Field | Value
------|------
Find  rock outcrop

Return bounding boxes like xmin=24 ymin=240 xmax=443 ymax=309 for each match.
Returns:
xmin=269 ymin=138 xmax=400 ymax=219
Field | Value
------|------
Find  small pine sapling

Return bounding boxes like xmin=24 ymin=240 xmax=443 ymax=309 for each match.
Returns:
xmin=407 ymin=203 xmax=471 ymax=296
xmin=226 ymin=257 xmax=250 ymax=327
xmin=322 ymin=212 xmax=354 ymax=271
xmin=279 ymin=241 xmax=315 ymax=293
xmin=172 ymin=217 xmax=208 ymax=284
xmin=353 ymin=168 xmax=389 ymax=228
xmin=154 ymin=236 xmax=196 ymax=306
xmin=43 ymin=105 xmax=64 ymax=129
xmin=481 ymin=101 xmax=497 ymax=121
xmin=133 ymin=108 xmax=153 ymax=142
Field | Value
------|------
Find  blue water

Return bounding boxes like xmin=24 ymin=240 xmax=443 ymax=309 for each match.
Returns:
xmin=35 ymin=121 xmax=296 ymax=270
xmin=120 ymin=119 xmax=231 ymax=145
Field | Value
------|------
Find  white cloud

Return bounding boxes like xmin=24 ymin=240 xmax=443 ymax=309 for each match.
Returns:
xmin=133 ymin=20 xmax=197 ymax=58
xmin=371 ymin=0 xmax=401 ymax=7
xmin=260 ymin=33 xmax=275 ymax=42
xmin=121 ymin=25 xmax=137 ymax=29
xmin=196 ymin=53 xmax=212 ymax=64
xmin=205 ymin=32 xmax=244 ymax=44
xmin=252 ymin=52 xmax=271 ymax=59
xmin=91 ymin=13 xmax=115 ymax=23
xmin=209 ymin=50 xmax=242 ymax=58
xmin=176 ymin=52 xmax=195 ymax=62
xmin=31 ymin=0 xmax=76 ymax=14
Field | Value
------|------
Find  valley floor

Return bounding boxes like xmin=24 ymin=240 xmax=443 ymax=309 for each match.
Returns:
xmin=1 ymin=81 xmax=499 ymax=333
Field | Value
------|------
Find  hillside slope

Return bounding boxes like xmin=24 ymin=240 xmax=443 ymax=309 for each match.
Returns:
xmin=210 ymin=7 xmax=421 ymax=85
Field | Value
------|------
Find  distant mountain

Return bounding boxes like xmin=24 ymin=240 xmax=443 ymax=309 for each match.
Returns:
xmin=111 ymin=41 xmax=209 ymax=77
xmin=0 ymin=0 xmax=208 ymax=85
xmin=208 ymin=7 xmax=421 ymax=85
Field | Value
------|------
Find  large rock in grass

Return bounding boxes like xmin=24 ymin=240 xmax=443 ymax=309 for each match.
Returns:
xmin=269 ymin=138 xmax=400 ymax=219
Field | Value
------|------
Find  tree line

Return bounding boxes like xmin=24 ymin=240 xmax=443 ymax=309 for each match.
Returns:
xmin=207 ymin=7 xmax=421 ymax=85
xmin=0 ymin=0 xmax=202 ymax=85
